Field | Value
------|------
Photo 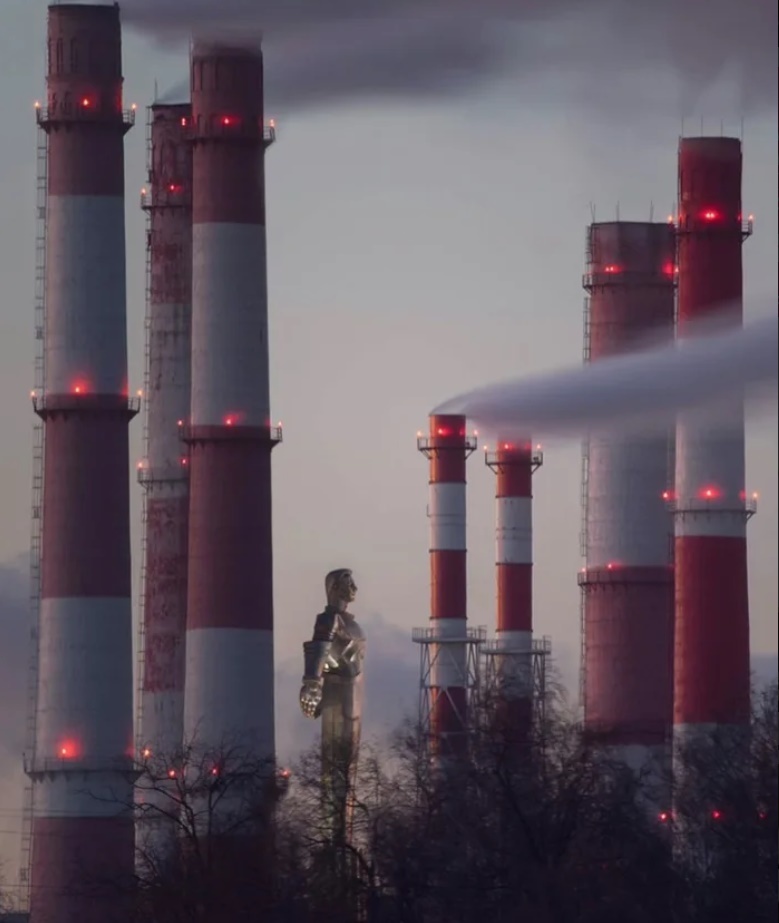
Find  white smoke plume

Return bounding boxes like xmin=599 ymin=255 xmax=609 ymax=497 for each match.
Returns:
xmin=119 ymin=0 xmax=776 ymax=112
xmin=433 ymin=309 xmax=778 ymax=442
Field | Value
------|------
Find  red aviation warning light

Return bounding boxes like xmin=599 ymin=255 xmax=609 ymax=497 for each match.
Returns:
xmin=701 ymin=209 xmax=720 ymax=221
xmin=58 ymin=740 xmax=78 ymax=759
xmin=223 ymin=411 xmax=244 ymax=427
xmin=603 ymin=264 xmax=620 ymax=274
xmin=81 ymin=97 xmax=92 ymax=109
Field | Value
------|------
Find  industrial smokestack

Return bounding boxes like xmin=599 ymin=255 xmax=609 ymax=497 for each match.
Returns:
xmin=483 ymin=439 xmax=545 ymax=750
xmin=579 ymin=221 xmax=675 ymax=775
xmin=136 ymin=102 xmax=193 ymax=859
xmin=673 ymin=139 xmax=755 ymax=747
xmin=413 ymin=414 xmax=481 ymax=761
xmin=182 ymin=41 xmax=279 ymax=790
xmin=28 ymin=4 xmax=137 ymax=921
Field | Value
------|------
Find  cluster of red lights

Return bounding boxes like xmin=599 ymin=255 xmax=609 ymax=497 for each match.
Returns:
xmin=658 ymin=809 xmax=768 ymax=824
xmin=602 ymin=264 xmax=620 ymax=274
xmin=141 ymin=748 xmax=224 ymax=781
xmin=663 ymin=487 xmax=758 ymax=502
xmin=658 ymin=809 xmax=732 ymax=823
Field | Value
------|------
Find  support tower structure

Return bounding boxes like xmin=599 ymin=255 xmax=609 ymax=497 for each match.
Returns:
xmin=136 ymin=103 xmax=193 ymax=857
xmin=673 ymin=138 xmax=755 ymax=747
xmin=28 ymin=5 xmax=137 ymax=921
xmin=413 ymin=414 xmax=482 ymax=761
xmin=483 ymin=441 xmax=548 ymax=747
xmin=183 ymin=42 xmax=279 ymax=786
xmin=579 ymin=221 xmax=676 ymax=773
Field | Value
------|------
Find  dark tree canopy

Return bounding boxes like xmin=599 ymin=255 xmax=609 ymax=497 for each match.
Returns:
xmin=114 ymin=681 xmax=778 ymax=922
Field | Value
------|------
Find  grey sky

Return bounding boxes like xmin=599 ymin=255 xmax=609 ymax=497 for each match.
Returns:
xmin=0 ymin=0 xmax=776 ymax=890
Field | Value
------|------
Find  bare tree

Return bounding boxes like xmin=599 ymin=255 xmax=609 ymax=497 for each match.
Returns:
xmin=82 ymin=680 xmax=776 ymax=922
xmin=126 ymin=738 xmax=287 ymax=922
xmin=671 ymin=681 xmax=778 ymax=923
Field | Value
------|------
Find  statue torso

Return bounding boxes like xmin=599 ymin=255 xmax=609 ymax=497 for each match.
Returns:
xmin=313 ymin=607 xmax=366 ymax=679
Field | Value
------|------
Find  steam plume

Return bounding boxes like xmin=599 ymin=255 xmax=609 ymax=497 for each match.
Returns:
xmin=120 ymin=0 xmax=776 ymax=112
xmin=433 ymin=309 xmax=778 ymax=441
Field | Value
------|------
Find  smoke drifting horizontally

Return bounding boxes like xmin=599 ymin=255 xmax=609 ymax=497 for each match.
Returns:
xmin=120 ymin=0 xmax=777 ymax=112
xmin=433 ymin=311 xmax=778 ymax=441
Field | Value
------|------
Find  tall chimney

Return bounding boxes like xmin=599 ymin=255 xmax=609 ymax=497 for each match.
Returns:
xmin=483 ymin=439 xmax=544 ymax=750
xmin=579 ymin=221 xmax=675 ymax=775
xmin=136 ymin=102 xmax=193 ymax=858
xmin=28 ymin=4 xmax=136 ymax=920
xmin=413 ymin=414 xmax=479 ymax=761
xmin=673 ymin=139 xmax=754 ymax=747
xmin=183 ymin=43 xmax=279 ymax=786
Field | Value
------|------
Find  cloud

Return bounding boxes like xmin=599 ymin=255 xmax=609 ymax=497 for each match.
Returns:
xmin=0 ymin=556 xmax=29 ymax=887
xmin=752 ymin=652 xmax=778 ymax=689
xmin=119 ymin=0 xmax=776 ymax=113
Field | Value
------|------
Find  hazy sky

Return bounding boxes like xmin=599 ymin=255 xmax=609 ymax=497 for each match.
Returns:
xmin=0 ymin=0 xmax=776 ymax=890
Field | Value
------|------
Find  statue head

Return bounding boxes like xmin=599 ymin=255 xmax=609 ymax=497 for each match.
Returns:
xmin=325 ymin=569 xmax=357 ymax=611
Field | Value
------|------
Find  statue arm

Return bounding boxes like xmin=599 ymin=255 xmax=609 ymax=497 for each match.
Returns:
xmin=311 ymin=608 xmax=338 ymax=643
xmin=303 ymin=609 xmax=338 ymax=680
xmin=299 ymin=609 xmax=339 ymax=719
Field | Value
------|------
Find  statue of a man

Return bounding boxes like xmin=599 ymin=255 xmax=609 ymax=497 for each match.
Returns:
xmin=300 ymin=569 xmax=365 ymax=841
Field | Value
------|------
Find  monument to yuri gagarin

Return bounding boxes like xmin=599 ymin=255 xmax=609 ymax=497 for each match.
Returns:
xmin=299 ymin=569 xmax=366 ymax=841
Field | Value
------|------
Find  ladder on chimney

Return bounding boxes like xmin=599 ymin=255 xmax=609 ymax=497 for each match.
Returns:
xmin=19 ymin=125 xmax=49 ymax=913
xmin=578 ymin=295 xmax=592 ymax=715
xmin=135 ymin=107 xmax=154 ymax=752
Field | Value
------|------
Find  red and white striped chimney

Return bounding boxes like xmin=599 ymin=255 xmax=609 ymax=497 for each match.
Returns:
xmin=29 ymin=5 xmax=136 ymax=921
xmin=580 ymin=221 xmax=676 ymax=773
xmin=183 ymin=44 xmax=279 ymax=778
xmin=136 ymin=103 xmax=192 ymax=855
xmin=673 ymin=138 xmax=754 ymax=746
xmin=415 ymin=414 xmax=476 ymax=759
xmin=485 ymin=439 xmax=542 ymax=746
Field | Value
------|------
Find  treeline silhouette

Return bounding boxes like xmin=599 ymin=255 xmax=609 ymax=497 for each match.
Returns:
xmin=15 ymin=681 xmax=777 ymax=923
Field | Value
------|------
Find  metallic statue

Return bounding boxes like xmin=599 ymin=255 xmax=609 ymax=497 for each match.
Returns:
xmin=300 ymin=569 xmax=365 ymax=842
